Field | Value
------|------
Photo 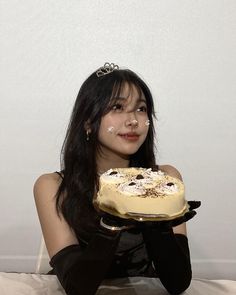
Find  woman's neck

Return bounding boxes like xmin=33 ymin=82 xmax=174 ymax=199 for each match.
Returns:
xmin=96 ymin=150 xmax=130 ymax=174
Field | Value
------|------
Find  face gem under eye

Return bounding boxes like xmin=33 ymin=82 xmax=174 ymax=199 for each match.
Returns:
xmin=129 ymin=182 xmax=136 ymax=186
xmin=145 ymin=120 xmax=150 ymax=126
xmin=107 ymin=126 xmax=115 ymax=133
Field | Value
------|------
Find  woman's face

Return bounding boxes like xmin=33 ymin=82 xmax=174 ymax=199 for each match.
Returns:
xmin=98 ymin=83 xmax=150 ymax=158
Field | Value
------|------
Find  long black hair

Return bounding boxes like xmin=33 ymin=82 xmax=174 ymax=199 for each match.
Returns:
xmin=56 ymin=66 xmax=157 ymax=233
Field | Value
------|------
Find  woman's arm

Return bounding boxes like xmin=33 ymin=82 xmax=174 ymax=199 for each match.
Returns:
xmin=34 ymin=173 xmax=79 ymax=257
xmin=142 ymin=165 xmax=192 ymax=295
xmin=34 ymin=173 xmax=120 ymax=295
xmin=143 ymin=227 xmax=191 ymax=295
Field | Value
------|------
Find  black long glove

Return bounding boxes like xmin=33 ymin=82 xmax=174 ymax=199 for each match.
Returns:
xmin=50 ymin=230 xmax=121 ymax=295
xmin=142 ymin=201 xmax=201 ymax=295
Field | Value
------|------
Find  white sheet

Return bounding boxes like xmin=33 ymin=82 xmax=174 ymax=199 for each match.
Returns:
xmin=0 ymin=272 xmax=236 ymax=295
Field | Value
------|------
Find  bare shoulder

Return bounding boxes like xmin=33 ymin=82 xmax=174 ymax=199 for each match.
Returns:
xmin=33 ymin=172 xmax=62 ymax=201
xmin=34 ymin=172 xmax=62 ymax=187
xmin=159 ymin=165 xmax=187 ymax=235
xmin=158 ymin=164 xmax=183 ymax=181
xmin=33 ymin=172 xmax=78 ymax=257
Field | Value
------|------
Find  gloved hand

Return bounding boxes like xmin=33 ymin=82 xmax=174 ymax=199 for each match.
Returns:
xmin=168 ymin=200 xmax=201 ymax=226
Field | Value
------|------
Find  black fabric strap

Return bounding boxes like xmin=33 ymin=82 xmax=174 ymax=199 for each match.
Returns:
xmin=50 ymin=231 xmax=120 ymax=295
xmin=142 ymin=228 xmax=192 ymax=295
xmin=55 ymin=171 xmax=64 ymax=179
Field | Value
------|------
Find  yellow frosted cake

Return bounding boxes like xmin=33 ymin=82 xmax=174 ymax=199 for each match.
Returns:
xmin=95 ymin=167 xmax=188 ymax=220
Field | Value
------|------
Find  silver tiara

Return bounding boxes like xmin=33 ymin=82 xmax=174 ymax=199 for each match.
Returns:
xmin=96 ymin=62 xmax=119 ymax=77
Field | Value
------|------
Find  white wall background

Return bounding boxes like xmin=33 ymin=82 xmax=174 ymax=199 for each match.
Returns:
xmin=0 ymin=0 xmax=235 ymax=280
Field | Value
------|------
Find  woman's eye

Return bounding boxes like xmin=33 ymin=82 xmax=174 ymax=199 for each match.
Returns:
xmin=137 ymin=106 xmax=147 ymax=112
xmin=112 ymin=104 xmax=123 ymax=111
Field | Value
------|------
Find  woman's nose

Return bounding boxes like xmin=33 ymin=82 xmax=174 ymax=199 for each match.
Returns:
xmin=125 ymin=114 xmax=139 ymax=127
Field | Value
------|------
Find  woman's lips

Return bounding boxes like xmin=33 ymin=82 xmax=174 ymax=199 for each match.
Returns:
xmin=118 ymin=132 xmax=140 ymax=141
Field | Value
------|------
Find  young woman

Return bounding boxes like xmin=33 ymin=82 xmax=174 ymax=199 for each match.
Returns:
xmin=34 ymin=63 xmax=200 ymax=295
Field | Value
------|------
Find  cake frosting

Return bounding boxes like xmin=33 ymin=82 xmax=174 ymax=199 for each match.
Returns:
xmin=95 ymin=167 xmax=188 ymax=220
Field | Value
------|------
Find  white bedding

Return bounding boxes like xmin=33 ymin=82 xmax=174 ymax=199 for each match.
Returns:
xmin=0 ymin=272 xmax=236 ymax=295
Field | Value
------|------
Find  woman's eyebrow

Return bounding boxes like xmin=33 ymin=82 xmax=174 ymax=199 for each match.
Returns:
xmin=112 ymin=96 xmax=127 ymax=101
xmin=137 ymin=98 xmax=147 ymax=104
